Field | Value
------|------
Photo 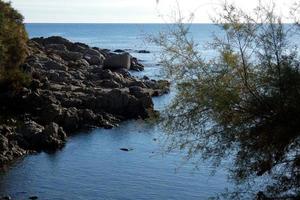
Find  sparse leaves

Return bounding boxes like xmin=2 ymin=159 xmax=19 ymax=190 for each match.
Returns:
xmin=153 ymin=0 xmax=300 ymax=198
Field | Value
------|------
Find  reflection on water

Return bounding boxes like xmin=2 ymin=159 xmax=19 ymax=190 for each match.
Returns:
xmin=0 ymin=93 xmax=232 ymax=200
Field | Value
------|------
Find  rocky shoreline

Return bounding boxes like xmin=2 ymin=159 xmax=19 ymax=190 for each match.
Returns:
xmin=0 ymin=36 xmax=169 ymax=168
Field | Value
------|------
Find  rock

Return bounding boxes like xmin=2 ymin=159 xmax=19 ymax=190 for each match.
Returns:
xmin=0 ymin=196 xmax=12 ymax=200
xmin=55 ymin=50 xmax=83 ymax=61
xmin=67 ymin=42 xmax=88 ymax=53
xmin=0 ymin=35 xmax=170 ymax=167
xmin=98 ymin=79 xmax=121 ymax=88
xmin=130 ymin=57 xmax=144 ymax=71
xmin=62 ymin=107 xmax=79 ymax=133
xmin=85 ymin=48 xmax=101 ymax=56
xmin=41 ymin=122 xmax=67 ymax=149
xmin=136 ymin=50 xmax=150 ymax=53
xmin=129 ymin=86 xmax=153 ymax=108
xmin=32 ymin=36 xmax=70 ymax=46
xmin=45 ymin=44 xmax=67 ymax=51
xmin=81 ymin=109 xmax=97 ymax=122
xmin=44 ymin=60 xmax=68 ymax=71
xmin=103 ymin=53 xmax=131 ymax=70
xmin=21 ymin=120 xmax=44 ymax=140
xmin=84 ymin=55 xmax=103 ymax=65
xmin=114 ymin=49 xmax=125 ymax=53
xmin=40 ymin=103 xmax=62 ymax=123
xmin=68 ymin=59 xmax=90 ymax=69
xmin=29 ymin=196 xmax=38 ymax=200
xmin=120 ymin=148 xmax=133 ymax=151
xmin=0 ymin=134 xmax=9 ymax=152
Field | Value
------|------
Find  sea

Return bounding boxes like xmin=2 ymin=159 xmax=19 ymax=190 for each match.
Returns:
xmin=0 ymin=24 xmax=232 ymax=200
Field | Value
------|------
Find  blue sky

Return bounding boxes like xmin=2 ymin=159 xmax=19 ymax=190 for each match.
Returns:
xmin=7 ymin=0 xmax=295 ymax=23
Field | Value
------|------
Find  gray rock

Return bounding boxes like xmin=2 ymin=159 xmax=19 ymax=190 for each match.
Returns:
xmin=103 ymin=53 xmax=131 ymax=70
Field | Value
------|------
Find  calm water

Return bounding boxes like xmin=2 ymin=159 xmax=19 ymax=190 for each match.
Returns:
xmin=0 ymin=24 xmax=232 ymax=199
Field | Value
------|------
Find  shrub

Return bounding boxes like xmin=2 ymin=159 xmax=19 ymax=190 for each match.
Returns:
xmin=0 ymin=0 xmax=29 ymax=90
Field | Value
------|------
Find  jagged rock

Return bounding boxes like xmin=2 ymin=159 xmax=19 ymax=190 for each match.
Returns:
xmin=52 ymin=50 xmax=83 ymax=61
xmin=0 ymin=134 xmax=9 ymax=152
xmin=40 ymin=103 xmax=62 ymax=124
xmin=130 ymin=57 xmax=144 ymax=71
xmin=62 ymin=107 xmax=79 ymax=133
xmin=44 ymin=60 xmax=68 ymax=71
xmin=84 ymin=55 xmax=103 ymax=65
xmin=41 ymin=122 xmax=67 ymax=149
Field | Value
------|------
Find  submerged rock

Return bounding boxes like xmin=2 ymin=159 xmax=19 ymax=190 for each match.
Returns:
xmin=120 ymin=148 xmax=134 ymax=152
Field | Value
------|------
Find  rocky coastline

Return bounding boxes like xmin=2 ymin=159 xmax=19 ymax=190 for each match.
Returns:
xmin=0 ymin=36 xmax=169 ymax=168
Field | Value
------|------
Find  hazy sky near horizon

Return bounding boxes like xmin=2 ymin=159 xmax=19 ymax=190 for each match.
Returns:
xmin=6 ymin=0 xmax=297 ymax=23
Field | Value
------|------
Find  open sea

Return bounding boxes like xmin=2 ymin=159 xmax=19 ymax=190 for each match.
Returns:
xmin=0 ymin=24 xmax=232 ymax=200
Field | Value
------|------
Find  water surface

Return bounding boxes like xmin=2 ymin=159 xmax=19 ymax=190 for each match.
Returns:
xmin=0 ymin=24 xmax=232 ymax=199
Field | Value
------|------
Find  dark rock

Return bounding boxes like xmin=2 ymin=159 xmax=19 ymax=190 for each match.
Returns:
xmin=84 ymin=55 xmax=103 ymax=65
xmin=40 ymin=103 xmax=62 ymax=124
xmin=98 ymin=79 xmax=121 ymax=88
xmin=41 ymin=122 xmax=67 ymax=149
xmin=44 ymin=60 xmax=67 ymax=71
xmin=45 ymin=44 xmax=67 ymax=51
xmin=29 ymin=196 xmax=38 ymax=200
xmin=0 ymin=195 xmax=12 ymax=200
xmin=114 ymin=49 xmax=125 ymax=53
xmin=0 ymin=134 xmax=9 ymax=152
xmin=120 ymin=148 xmax=133 ymax=151
xmin=55 ymin=50 xmax=83 ymax=61
xmin=137 ymin=50 xmax=150 ymax=53
xmin=32 ymin=36 xmax=70 ymax=46
xmin=130 ymin=57 xmax=144 ymax=71
xmin=84 ymin=48 xmax=101 ymax=56
xmin=62 ymin=107 xmax=79 ymax=133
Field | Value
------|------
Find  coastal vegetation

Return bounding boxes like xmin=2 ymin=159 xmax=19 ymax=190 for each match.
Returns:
xmin=153 ymin=1 xmax=300 ymax=199
xmin=0 ymin=1 xmax=30 ymax=91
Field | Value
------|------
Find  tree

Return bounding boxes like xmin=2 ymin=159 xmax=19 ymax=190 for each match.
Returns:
xmin=0 ymin=0 xmax=29 ymax=91
xmin=152 ymin=1 xmax=300 ymax=199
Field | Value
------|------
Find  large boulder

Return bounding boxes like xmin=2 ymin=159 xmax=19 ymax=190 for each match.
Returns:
xmin=103 ymin=53 xmax=131 ymax=70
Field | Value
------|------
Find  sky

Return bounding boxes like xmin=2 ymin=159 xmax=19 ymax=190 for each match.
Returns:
xmin=6 ymin=0 xmax=297 ymax=23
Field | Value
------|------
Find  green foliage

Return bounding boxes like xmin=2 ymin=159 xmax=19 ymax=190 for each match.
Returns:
xmin=0 ymin=0 xmax=29 ymax=90
xmin=153 ymin=1 xmax=300 ymax=198
xmin=0 ymin=68 xmax=31 ymax=92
